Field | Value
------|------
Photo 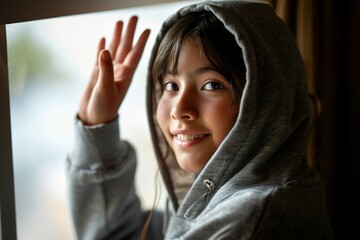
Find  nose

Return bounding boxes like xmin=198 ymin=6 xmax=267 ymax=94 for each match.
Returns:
xmin=170 ymin=89 xmax=198 ymax=120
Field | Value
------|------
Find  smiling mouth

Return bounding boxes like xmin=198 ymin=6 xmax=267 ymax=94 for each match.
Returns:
xmin=176 ymin=134 xmax=207 ymax=141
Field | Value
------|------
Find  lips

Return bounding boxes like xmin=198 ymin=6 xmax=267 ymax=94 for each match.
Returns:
xmin=171 ymin=129 xmax=210 ymax=146
xmin=176 ymin=134 xmax=205 ymax=141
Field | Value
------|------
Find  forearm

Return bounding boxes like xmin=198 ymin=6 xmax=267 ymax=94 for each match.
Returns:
xmin=66 ymin=116 xmax=142 ymax=240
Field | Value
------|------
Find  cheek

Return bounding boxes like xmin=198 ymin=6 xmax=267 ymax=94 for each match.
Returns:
xmin=210 ymin=103 xmax=239 ymax=145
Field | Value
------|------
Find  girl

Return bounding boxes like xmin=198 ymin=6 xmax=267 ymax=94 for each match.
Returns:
xmin=67 ymin=1 xmax=333 ymax=239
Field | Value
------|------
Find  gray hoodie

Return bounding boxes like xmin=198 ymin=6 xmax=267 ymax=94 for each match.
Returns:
xmin=67 ymin=1 xmax=334 ymax=239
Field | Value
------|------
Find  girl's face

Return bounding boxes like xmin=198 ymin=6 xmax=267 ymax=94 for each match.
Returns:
xmin=156 ymin=39 xmax=239 ymax=173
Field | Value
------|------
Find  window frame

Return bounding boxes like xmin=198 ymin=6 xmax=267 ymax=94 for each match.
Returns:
xmin=0 ymin=1 xmax=179 ymax=239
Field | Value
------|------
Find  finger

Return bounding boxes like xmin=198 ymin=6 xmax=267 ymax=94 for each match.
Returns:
xmin=83 ymin=38 xmax=105 ymax=110
xmin=115 ymin=16 xmax=138 ymax=63
xmin=108 ymin=21 xmax=123 ymax=59
xmin=95 ymin=37 xmax=106 ymax=66
xmin=98 ymin=49 xmax=115 ymax=88
xmin=123 ymin=29 xmax=151 ymax=72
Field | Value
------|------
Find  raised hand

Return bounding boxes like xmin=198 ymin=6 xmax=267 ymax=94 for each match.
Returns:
xmin=78 ymin=16 xmax=150 ymax=125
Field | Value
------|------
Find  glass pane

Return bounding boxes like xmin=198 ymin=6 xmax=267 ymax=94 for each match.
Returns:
xmin=7 ymin=1 xmax=190 ymax=239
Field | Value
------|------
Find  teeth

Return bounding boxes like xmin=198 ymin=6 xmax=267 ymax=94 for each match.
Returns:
xmin=177 ymin=134 xmax=200 ymax=141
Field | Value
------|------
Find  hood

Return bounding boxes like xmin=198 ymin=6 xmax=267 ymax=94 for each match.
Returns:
xmin=146 ymin=0 xmax=311 ymax=211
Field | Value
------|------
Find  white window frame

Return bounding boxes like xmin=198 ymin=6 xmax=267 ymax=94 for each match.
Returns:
xmin=0 ymin=1 xmax=179 ymax=239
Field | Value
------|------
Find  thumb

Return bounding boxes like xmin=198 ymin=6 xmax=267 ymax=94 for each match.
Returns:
xmin=98 ymin=49 xmax=114 ymax=88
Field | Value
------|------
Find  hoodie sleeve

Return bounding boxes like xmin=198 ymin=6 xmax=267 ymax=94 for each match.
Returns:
xmin=66 ymin=116 xmax=143 ymax=240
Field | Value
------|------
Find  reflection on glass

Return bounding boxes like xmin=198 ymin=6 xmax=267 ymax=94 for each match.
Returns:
xmin=7 ymin=2 xmax=190 ymax=239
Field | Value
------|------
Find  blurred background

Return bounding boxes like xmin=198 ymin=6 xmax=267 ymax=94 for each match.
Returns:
xmin=2 ymin=0 xmax=360 ymax=239
xmin=6 ymin=1 xmax=192 ymax=239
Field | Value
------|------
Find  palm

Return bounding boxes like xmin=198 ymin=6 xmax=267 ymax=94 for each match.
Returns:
xmin=79 ymin=16 xmax=150 ymax=125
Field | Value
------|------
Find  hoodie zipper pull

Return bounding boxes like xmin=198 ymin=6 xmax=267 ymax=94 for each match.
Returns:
xmin=184 ymin=179 xmax=216 ymax=219
xmin=203 ymin=179 xmax=214 ymax=192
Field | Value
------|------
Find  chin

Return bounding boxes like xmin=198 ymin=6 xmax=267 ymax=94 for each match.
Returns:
xmin=177 ymin=160 xmax=205 ymax=173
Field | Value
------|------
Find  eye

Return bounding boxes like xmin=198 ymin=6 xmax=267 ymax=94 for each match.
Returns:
xmin=163 ymin=81 xmax=179 ymax=92
xmin=202 ymin=81 xmax=224 ymax=91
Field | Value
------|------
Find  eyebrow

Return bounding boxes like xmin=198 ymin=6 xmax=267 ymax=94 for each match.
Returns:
xmin=165 ymin=66 xmax=220 ymax=76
